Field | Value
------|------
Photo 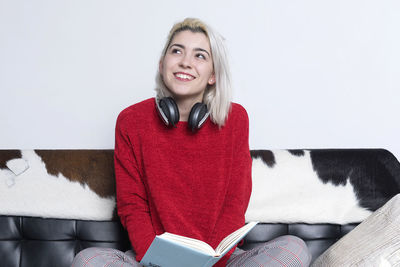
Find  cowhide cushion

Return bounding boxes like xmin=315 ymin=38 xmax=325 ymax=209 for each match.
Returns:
xmin=245 ymin=149 xmax=400 ymax=224
xmin=0 ymin=150 xmax=116 ymax=220
xmin=1 ymin=149 xmax=399 ymax=223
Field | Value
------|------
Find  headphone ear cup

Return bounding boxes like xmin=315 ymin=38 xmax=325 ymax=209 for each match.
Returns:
xmin=188 ymin=103 xmax=209 ymax=132
xmin=157 ymin=97 xmax=180 ymax=127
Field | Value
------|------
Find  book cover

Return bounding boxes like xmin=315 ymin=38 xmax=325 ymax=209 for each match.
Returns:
xmin=140 ymin=221 xmax=258 ymax=267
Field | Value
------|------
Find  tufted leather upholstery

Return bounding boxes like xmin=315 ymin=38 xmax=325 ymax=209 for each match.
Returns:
xmin=0 ymin=215 xmax=358 ymax=267
xmin=241 ymin=222 xmax=358 ymax=262
xmin=0 ymin=216 xmax=130 ymax=267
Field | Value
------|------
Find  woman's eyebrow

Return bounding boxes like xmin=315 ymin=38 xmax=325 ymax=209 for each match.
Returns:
xmin=170 ymin=43 xmax=185 ymax=50
xmin=170 ymin=44 xmax=210 ymax=57
xmin=194 ymin=48 xmax=211 ymax=57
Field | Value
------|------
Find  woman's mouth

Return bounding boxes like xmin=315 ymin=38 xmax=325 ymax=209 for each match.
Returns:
xmin=174 ymin=72 xmax=195 ymax=81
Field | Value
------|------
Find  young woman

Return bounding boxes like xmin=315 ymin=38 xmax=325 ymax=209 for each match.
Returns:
xmin=72 ymin=18 xmax=312 ymax=267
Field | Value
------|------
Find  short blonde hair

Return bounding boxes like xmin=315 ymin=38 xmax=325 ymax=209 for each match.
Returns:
xmin=155 ymin=18 xmax=232 ymax=127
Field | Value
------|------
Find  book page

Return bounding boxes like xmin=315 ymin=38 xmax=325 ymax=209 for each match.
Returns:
xmin=161 ymin=232 xmax=217 ymax=256
xmin=216 ymin=221 xmax=258 ymax=255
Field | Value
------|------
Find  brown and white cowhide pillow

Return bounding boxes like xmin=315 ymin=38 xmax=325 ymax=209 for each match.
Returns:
xmin=0 ymin=149 xmax=116 ymax=220
xmin=245 ymin=149 xmax=400 ymax=224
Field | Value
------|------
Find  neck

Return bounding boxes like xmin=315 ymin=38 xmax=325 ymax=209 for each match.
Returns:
xmin=175 ymin=96 xmax=203 ymax=121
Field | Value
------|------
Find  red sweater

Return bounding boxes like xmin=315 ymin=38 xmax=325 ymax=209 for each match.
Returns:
xmin=114 ymin=98 xmax=252 ymax=267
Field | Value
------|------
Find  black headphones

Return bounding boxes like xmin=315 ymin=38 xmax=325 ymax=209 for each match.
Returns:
xmin=156 ymin=97 xmax=210 ymax=132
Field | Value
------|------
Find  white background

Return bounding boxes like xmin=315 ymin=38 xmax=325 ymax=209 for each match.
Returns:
xmin=1 ymin=0 xmax=399 ymax=159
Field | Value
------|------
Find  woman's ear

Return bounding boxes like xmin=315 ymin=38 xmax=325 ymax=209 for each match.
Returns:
xmin=208 ymin=73 xmax=216 ymax=85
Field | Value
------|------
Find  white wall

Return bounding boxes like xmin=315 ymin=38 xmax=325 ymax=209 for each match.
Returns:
xmin=1 ymin=0 xmax=399 ymax=159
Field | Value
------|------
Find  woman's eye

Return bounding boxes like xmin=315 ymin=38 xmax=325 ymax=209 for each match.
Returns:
xmin=171 ymin=49 xmax=181 ymax=54
xmin=196 ymin=53 xmax=206 ymax=59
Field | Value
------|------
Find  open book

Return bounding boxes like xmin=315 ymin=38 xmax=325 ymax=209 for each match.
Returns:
xmin=140 ymin=221 xmax=258 ymax=267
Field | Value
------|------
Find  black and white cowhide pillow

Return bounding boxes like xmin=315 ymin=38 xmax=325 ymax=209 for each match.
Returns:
xmin=245 ymin=149 xmax=400 ymax=224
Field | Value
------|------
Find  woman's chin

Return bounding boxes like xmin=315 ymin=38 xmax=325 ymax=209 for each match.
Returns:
xmin=167 ymin=89 xmax=205 ymax=102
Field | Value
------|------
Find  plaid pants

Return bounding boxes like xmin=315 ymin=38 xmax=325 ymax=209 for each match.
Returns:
xmin=71 ymin=235 xmax=311 ymax=267
xmin=227 ymin=235 xmax=311 ymax=267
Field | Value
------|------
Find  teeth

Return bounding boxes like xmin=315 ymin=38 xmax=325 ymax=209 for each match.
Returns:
xmin=176 ymin=73 xmax=193 ymax=80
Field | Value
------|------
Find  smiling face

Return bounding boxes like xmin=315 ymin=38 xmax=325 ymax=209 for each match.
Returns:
xmin=160 ymin=30 xmax=215 ymax=103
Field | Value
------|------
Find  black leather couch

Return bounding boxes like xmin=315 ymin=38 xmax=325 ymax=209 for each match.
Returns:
xmin=1 ymin=148 xmax=399 ymax=267
xmin=0 ymin=215 xmax=358 ymax=267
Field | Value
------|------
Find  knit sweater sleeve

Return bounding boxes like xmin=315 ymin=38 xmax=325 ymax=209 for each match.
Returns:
xmin=114 ymin=113 xmax=155 ymax=261
xmin=213 ymin=105 xmax=253 ymax=267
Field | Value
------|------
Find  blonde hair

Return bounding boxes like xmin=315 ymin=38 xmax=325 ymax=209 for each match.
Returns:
xmin=155 ymin=18 xmax=232 ymax=127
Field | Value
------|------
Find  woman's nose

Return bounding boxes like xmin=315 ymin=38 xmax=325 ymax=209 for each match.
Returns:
xmin=179 ymin=54 xmax=192 ymax=68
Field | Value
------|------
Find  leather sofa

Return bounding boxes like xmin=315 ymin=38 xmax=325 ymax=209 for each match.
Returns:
xmin=1 ymin=148 xmax=399 ymax=267
xmin=0 ymin=215 xmax=358 ymax=267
